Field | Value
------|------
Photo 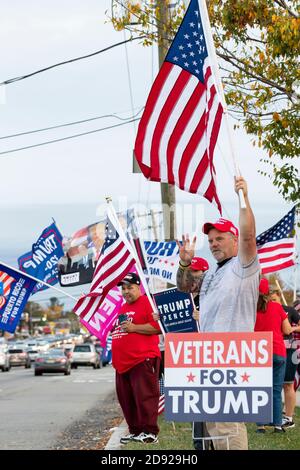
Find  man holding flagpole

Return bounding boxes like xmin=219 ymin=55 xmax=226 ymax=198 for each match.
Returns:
xmin=177 ymin=176 xmax=259 ymax=450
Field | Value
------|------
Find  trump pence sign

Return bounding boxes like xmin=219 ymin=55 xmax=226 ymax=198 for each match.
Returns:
xmin=164 ymin=332 xmax=272 ymax=422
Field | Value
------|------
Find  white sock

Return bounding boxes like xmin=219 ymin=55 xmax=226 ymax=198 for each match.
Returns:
xmin=285 ymin=416 xmax=292 ymax=421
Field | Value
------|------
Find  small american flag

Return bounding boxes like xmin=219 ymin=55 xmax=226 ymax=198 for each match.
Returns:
xmin=134 ymin=0 xmax=223 ymax=213
xmin=158 ymin=376 xmax=165 ymax=415
xmin=256 ymin=207 xmax=296 ymax=274
xmin=0 ymin=271 xmax=15 ymax=298
xmin=294 ymin=363 xmax=300 ymax=391
xmin=73 ymin=209 xmax=135 ymax=320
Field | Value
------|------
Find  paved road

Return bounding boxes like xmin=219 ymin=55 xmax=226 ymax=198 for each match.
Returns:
xmin=0 ymin=365 xmax=115 ymax=450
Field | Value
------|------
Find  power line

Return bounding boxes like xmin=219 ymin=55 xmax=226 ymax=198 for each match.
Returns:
xmin=0 ymin=117 xmax=141 ymax=156
xmin=0 ymin=107 xmax=144 ymax=140
xmin=0 ymin=36 xmax=145 ymax=86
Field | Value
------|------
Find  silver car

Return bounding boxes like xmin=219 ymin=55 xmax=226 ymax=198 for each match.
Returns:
xmin=71 ymin=343 xmax=101 ymax=369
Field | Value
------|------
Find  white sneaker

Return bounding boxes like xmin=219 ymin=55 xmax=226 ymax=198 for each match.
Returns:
xmin=133 ymin=432 xmax=158 ymax=443
xmin=120 ymin=433 xmax=136 ymax=444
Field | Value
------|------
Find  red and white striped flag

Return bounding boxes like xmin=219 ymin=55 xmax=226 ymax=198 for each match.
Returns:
xmin=134 ymin=0 xmax=223 ymax=213
xmin=73 ymin=209 xmax=135 ymax=320
xmin=256 ymin=207 xmax=296 ymax=274
xmin=158 ymin=376 xmax=165 ymax=415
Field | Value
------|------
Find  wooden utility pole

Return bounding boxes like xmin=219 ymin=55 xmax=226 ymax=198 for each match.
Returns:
xmin=156 ymin=0 xmax=177 ymax=242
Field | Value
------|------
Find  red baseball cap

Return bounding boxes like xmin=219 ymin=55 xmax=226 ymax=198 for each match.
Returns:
xmin=190 ymin=257 xmax=209 ymax=272
xmin=202 ymin=218 xmax=239 ymax=237
xmin=259 ymin=278 xmax=269 ymax=295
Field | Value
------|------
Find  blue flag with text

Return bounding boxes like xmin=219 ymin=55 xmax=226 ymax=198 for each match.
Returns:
xmin=18 ymin=222 xmax=64 ymax=293
xmin=0 ymin=264 xmax=37 ymax=332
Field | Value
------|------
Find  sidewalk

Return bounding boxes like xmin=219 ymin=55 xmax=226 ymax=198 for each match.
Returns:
xmin=105 ymin=420 xmax=127 ymax=450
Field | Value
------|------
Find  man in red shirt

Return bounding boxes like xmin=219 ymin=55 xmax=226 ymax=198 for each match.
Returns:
xmin=112 ymin=272 xmax=161 ymax=444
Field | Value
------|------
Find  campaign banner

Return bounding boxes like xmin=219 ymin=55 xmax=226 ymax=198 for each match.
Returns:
xmin=164 ymin=332 xmax=273 ymax=423
xmin=153 ymin=288 xmax=198 ymax=334
xmin=79 ymin=286 xmax=124 ymax=346
xmin=58 ymin=212 xmax=132 ymax=287
xmin=0 ymin=264 xmax=37 ymax=333
xmin=78 ymin=265 xmax=144 ymax=345
xmin=18 ymin=222 xmax=64 ymax=294
xmin=144 ymin=241 xmax=179 ymax=285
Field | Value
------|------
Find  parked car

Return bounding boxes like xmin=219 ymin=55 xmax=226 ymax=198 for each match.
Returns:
xmin=0 ymin=346 xmax=10 ymax=372
xmin=8 ymin=348 xmax=31 ymax=368
xmin=71 ymin=343 xmax=101 ymax=369
xmin=34 ymin=348 xmax=71 ymax=376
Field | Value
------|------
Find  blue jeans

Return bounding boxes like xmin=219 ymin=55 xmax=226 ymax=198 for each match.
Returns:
xmin=272 ymin=354 xmax=286 ymax=426
xmin=257 ymin=354 xmax=286 ymax=427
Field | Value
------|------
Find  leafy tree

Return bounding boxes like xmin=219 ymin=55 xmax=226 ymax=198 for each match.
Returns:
xmin=45 ymin=297 xmax=64 ymax=321
xmin=109 ymin=0 xmax=300 ymax=202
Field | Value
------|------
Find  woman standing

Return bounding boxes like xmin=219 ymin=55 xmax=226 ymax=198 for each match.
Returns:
xmin=254 ymin=278 xmax=294 ymax=433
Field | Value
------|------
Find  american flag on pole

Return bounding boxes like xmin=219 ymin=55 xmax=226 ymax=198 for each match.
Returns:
xmin=73 ymin=208 xmax=135 ymax=320
xmin=158 ymin=376 xmax=165 ymax=415
xmin=134 ymin=0 xmax=223 ymax=213
xmin=256 ymin=207 xmax=296 ymax=274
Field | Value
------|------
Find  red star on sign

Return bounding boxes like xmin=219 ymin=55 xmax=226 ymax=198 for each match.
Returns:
xmin=186 ymin=372 xmax=196 ymax=382
xmin=241 ymin=372 xmax=250 ymax=383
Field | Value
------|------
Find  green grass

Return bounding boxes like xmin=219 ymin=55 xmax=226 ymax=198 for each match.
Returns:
xmin=248 ymin=406 xmax=300 ymax=450
xmin=124 ymin=408 xmax=300 ymax=450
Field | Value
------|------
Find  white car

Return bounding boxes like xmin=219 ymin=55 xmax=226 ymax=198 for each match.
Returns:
xmin=71 ymin=343 xmax=101 ymax=369
xmin=0 ymin=346 xmax=11 ymax=372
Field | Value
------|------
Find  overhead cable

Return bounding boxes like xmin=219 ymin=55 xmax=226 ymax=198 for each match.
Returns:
xmin=0 ymin=36 xmax=145 ymax=86
xmin=0 ymin=107 xmax=144 ymax=140
xmin=0 ymin=117 xmax=141 ymax=156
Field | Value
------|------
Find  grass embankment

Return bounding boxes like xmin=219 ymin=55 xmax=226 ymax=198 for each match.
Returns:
xmin=125 ymin=407 xmax=300 ymax=450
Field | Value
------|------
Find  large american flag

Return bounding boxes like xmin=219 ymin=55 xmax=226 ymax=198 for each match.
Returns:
xmin=256 ymin=207 xmax=296 ymax=274
xmin=134 ymin=0 xmax=223 ymax=213
xmin=73 ymin=210 xmax=135 ymax=320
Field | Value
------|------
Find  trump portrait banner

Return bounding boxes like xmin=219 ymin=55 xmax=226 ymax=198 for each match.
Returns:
xmin=153 ymin=288 xmax=199 ymax=334
xmin=164 ymin=332 xmax=273 ymax=423
xmin=18 ymin=222 xmax=64 ymax=294
xmin=0 ymin=264 xmax=37 ymax=333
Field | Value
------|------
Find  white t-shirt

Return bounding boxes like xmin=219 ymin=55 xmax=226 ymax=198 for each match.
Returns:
xmin=199 ymin=256 xmax=260 ymax=332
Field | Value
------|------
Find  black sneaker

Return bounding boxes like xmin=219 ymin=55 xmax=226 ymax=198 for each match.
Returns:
xmin=274 ymin=427 xmax=285 ymax=433
xmin=282 ymin=418 xmax=295 ymax=429
xmin=120 ymin=433 xmax=136 ymax=444
xmin=256 ymin=427 xmax=266 ymax=434
xmin=133 ymin=432 xmax=158 ymax=443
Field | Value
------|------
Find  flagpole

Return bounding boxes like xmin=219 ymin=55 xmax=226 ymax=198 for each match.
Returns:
xmin=132 ymin=207 xmax=157 ymax=295
xmin=198 ymin=0 xmax=246 ymax=209
xmin=293 ymin=206 xmax=299 ymax=301
xmin=0 ymin=260 xmax=78 ymax=301
xmin=105 ymin=198 xmax=164 ymax=333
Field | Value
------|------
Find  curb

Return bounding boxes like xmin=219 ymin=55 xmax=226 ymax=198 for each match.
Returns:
xmin=104 ymin=419 xmax=127 ymax=450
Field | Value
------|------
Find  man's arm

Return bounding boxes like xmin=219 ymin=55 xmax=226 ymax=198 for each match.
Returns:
xmin=176 ymin=267 xmax=204 ymax=292
xmin=122 ymin=321 xmax=161 ymax=335
xmin=176 ymin=235 xmax=204 ymax=292
xmin=235 ymin=176 xmax=257 ymax=265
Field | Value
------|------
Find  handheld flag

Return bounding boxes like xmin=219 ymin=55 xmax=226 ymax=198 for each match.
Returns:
xmin=256 ymin=207 xmax=296 ymax=274
xmin=18 ymin=222 xmax=64 ymax=293
xmin=0 ymin=264 xmax=37 ymax=333
xmin=73 ymin=208 xmax=135 ymax=320
xmin=134 ymin=0 xmax=223 ymax=213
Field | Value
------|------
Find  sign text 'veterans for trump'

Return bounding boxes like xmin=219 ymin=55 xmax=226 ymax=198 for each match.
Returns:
xmin=164 ymin=332 xmax=272 ymax=423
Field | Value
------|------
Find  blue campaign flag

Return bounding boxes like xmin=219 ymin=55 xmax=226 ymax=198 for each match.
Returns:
xmin=18 ymin=222 xmax=64 ymax=294
xmin=153 ymin=288 xmax=199 ymax=334
xmin=0 ymin=264 xmax=37 ymax=333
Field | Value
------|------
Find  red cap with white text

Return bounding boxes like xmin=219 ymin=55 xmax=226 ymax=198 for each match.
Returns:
xmin=202 ymin=218 xmax=239 ymax=237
